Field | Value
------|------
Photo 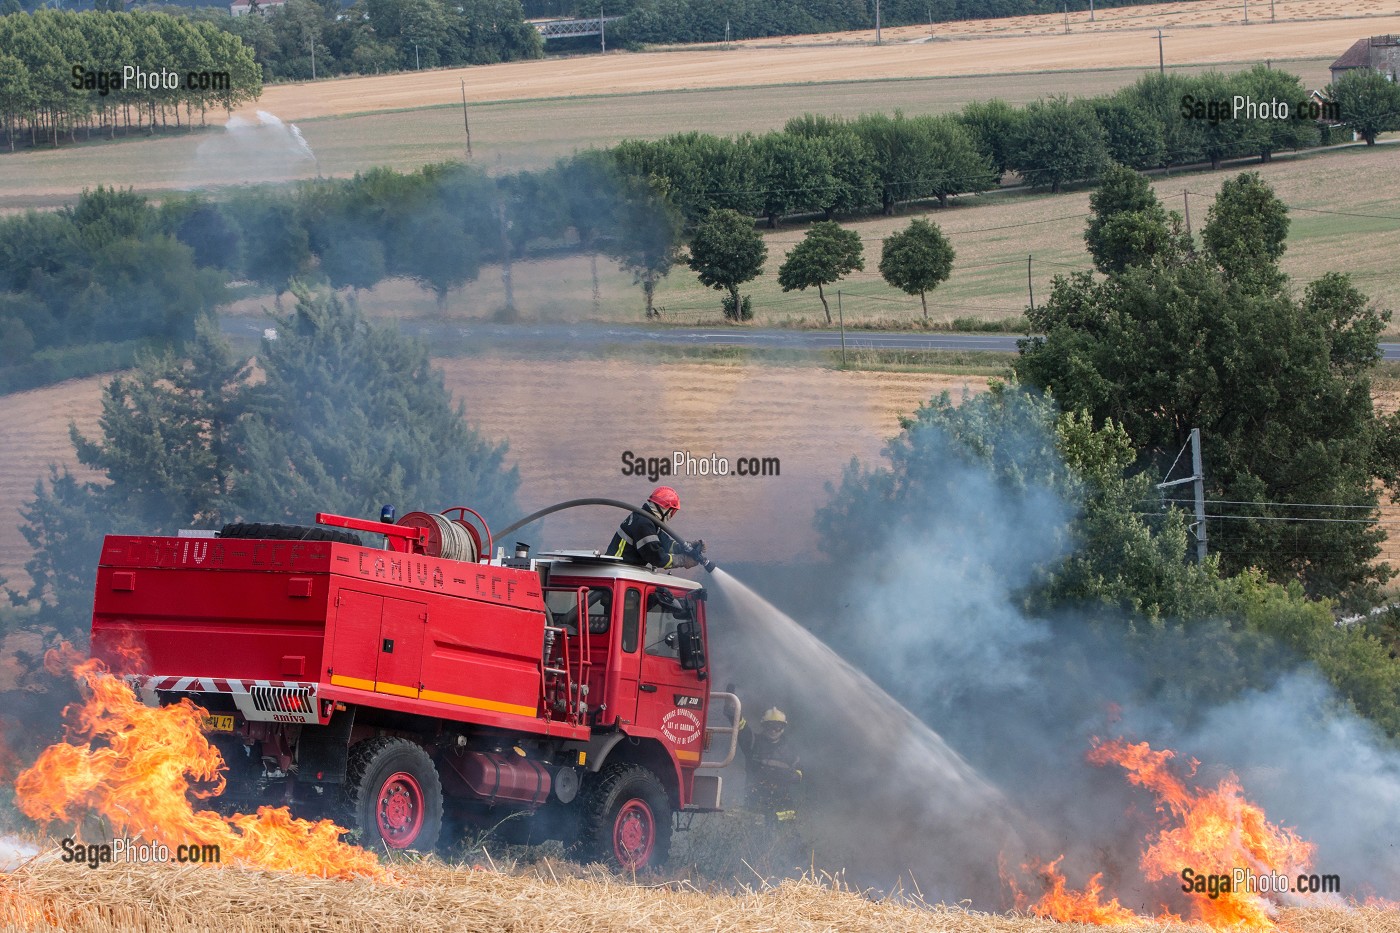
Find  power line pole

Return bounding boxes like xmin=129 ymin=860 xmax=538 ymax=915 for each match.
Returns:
xmin=1191 ymin=427 xmax=1207 ymax=564
xmin=875 ymin=0 xmax=882 ymax=45
xmin=1243 ymin=0 xmax=1249 ymax=24
xmin=600 ymin=4 xmax=606 ymax=52
xmin=1063 ymin=3 xmax=1069 ymax=34
xmin=1156 ymin=429 xmax=1208 ymax=564
xmin=1026 ymin=254 xmax=1034 ymax=310
xmin=837 ymin=290 xmax=847 ymax=367
xmin=1089 ymin=0 xmax=1094 ymax=21
xmin=1183 ymin=190 xmax=1191 ymax=238
xmin=460 ymin=79 xmax=472 ymax=160
xmin=1156 ymin=29 xmax=1168 ymax=74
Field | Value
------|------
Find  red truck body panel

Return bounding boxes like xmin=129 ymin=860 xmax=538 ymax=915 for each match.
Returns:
xmin=91 ymin=534 xmax=589 ymax=740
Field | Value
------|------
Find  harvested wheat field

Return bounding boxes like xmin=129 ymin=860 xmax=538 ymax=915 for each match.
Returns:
xmin=0 ymin=360 xmax=984 ymax=589
xmin=0 ymin=858 xmax=1394 ymax=933
xmin=241 ymin=2 xmax=1400 ymax=123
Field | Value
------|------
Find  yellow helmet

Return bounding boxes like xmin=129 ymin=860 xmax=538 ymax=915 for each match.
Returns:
xmin=761 ymin=707 xmax=787 ymax=725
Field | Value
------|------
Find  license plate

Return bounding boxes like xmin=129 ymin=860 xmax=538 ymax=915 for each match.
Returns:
xmin=202 ymin=714 xmax=235 ymax=733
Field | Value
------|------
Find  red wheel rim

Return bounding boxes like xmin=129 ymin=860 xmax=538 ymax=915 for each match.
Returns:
xmin=376 ymin=771 xmax=425 ymax=848
xmin=612 ymin=799 xmax=655 ymax=870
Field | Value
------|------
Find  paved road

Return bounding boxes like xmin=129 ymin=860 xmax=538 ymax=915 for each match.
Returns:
xmin=221 ymin=317 xmax=1400 ymax=360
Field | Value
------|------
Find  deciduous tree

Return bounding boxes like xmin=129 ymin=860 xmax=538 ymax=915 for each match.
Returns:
xmin=686 ymin=209 xmax=766 ymax=321
xmin=878 ymin=218 xmax=954 ymax=321
xmin=777 ymin=221 xmax=864 ymax=323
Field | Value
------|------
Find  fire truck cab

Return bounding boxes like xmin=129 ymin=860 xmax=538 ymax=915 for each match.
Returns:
xmin=89 ymin=509 xmax=739 ymax=871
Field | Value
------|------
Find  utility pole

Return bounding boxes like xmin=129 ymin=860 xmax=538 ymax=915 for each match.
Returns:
xmin=837 ymin=290 xmax=847 ymax=367
xmin=1156 ymin=429 xmax=1208 ymax=564
xmin=414 ymin=43 xmax=420 ymax=70
xmin=875 ymin=0 xmax=882 ymax=45
xmin=1270 ymin=0 xmax=1275 ymax=20
xmin=1157 ymin=29 xmax=1168 ymax=74
xmin=600 ymin=5 xmax=606 ymax=52
xmin=1183 ymin=190 xmax=1191 ymax=238
xmin=1026 ymin=254 xmax=1034 ymax=310
xmin=1243 ymin=0 xmax=1248 ymax=24
xmin=460 ymin=79 xmax=472 ymax=160
xmin=1089 ymin=0 xmax=1094 ymax=21
xmin=310 ymin=37 xmax=316 ymax=80
xmin=1063 ymin=3 xmax=1069 ymax=34
xmin=1191 ymin=428 xmax=1207 ymax=564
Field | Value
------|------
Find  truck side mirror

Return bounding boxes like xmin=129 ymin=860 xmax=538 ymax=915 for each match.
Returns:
xmin=677 ymin=619 xmax=706 ymax=673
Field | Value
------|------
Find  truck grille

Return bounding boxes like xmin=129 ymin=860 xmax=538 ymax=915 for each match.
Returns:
xmin=250 ymin=685 xmax=314 ymax=715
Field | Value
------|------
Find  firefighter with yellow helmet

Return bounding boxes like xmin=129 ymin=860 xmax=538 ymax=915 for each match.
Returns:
xmin=737 ymin=706 xmax=803 ymax=820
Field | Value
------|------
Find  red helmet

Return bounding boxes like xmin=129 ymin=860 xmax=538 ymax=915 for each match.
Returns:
xmin=648 ymin=486 xmax=680 ymax=512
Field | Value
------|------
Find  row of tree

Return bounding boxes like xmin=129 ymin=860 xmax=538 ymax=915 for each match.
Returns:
xmin=0 ymin=10 xmax=262 ymax=149
xmin=686 ymin=210 xmax=955 ymax=322
xmin=618 ymin=66 xmax=1400 ymax=229
xmin=0 ymin=157 xmax=685 ymax=380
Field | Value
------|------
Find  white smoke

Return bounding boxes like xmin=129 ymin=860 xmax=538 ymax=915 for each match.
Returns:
xmin=710 ymin=394 xmax=1400 ymax=906
xmin=1 ymin=835 xmax=39 ymax=872
xmin=187 ymin=110 xmax=319 ymax=188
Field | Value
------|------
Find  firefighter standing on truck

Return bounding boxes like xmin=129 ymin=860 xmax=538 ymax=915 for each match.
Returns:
xmin=608 ymin=486 xmax=707 ymax=570
xmin=738 ymin=707 xmax=802 ymax=820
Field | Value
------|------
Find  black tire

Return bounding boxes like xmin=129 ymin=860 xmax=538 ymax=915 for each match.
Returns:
xmin=343 ymin=737 xmax=443 ymax=852
xmin=218 ymin=522 xmax=363 ymax=546
xmin=579 ymin=763 xmax=672 ymax=872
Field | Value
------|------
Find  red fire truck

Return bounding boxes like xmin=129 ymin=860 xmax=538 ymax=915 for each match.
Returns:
xmin=89 ymin=506 xmax=739 ymax=871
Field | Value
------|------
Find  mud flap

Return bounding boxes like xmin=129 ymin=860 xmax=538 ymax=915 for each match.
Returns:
xmin=296 ymin=707 xmax=357 ymax=784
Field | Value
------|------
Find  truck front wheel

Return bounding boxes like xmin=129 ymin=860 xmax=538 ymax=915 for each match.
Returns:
xmin=344 ymin=737 xmax=443 ymax=852
xmin=581 ymin=763 xmax=671 ymax=872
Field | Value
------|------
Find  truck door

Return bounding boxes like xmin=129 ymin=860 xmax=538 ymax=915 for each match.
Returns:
xmin=634 ymin=586 xmax=706 ymax=769
xmin=327 ymin=590 xmax=427 ymax=698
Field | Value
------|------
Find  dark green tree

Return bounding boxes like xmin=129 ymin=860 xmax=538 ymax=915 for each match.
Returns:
xmin=1200 ymin=171 xmax=1289 ymax=290
xmin=777 ymin=221 xmax=864 ymax=324
xmin=878 ymin=217 xmax=955 ymax=321
xmin=1329 ymin=67 xmax=1400 ymax=146
xmin=1234 ymin=64 xmax=1319 ymax=162
xmin=231 ymin=289 xmax=519 ymax=523
xmin=686 ymin=209 xmax=766 ymax=321
xmin=1083 ymin=163 xmax=1186 ymax=275
xmin=1093 ymin=95 xmax=1167 ymax=170
xmin=1008 ymin=96 xmax=1109 ymax=193
xmin=1015 ymin=177 xmax=1397 ymax=603
xmin=957 ymin=98 xmax=1021 ymax=178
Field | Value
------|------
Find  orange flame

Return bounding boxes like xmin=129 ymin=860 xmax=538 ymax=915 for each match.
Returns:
xmin=1025 ymin=857 xmax=1142 ymax=926
xmin=1019 ymin=738 xmax=1321 ymax=931
xmin=14 ymin=659 xmax=385 ymax=881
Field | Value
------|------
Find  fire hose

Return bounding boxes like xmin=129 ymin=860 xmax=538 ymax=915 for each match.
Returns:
xmin=493 ymin=498 xmax=716 ymax=573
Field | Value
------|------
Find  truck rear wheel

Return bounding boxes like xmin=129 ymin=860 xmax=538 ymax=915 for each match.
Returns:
xmin=581 ymin=763 xmax=671 ymax=872
xmin=344 ymin=737 xmax=443 ymax=852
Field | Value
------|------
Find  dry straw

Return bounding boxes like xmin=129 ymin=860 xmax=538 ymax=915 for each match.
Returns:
xmin=1 ymin=857 xmax=1396 ymax=933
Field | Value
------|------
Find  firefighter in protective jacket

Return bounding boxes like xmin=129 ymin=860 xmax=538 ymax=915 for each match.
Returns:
xmin=738 ymin=707 xmax=802 ymax=817
xmin=607 ymin=486 xmax=706 ymax=570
